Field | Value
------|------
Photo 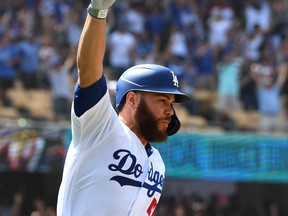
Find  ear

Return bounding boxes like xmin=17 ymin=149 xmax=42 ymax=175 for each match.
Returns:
xmin=125 ymin=91 xmax=138 ymax=109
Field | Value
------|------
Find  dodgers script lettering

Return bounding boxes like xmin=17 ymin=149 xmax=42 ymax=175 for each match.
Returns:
xmin=108 ymin=149 xmax=143 ymax=177
xmin=108 ymin=149 xmax=164 ymax=197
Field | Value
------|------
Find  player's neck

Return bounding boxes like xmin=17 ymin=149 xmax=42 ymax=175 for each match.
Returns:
xmin=119 ymin=115 xmax=148 ymax=146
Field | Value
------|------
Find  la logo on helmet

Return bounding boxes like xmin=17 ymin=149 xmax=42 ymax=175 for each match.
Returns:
xmin=170 ymin=71 xmax=179 ymax=87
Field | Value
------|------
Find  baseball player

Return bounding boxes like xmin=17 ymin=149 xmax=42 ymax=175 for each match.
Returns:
xmin=56 ymin=0 xmax=191 ymax=215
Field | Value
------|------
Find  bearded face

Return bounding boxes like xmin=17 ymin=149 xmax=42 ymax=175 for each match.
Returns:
xmin=135 ymin=97 xmax=168 ymax=142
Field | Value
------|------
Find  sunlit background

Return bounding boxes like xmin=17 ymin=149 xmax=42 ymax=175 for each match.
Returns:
xmin=0 ymin=0 xmax=288 ymax=215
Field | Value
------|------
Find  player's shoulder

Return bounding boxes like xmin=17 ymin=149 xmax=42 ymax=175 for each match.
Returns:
xmin=74 ymin=75 xmax=108 ymax=117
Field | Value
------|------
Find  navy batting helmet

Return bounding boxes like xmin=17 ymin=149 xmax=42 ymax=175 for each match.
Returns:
xmin=115 ymin=64 xmax=191 ymax=136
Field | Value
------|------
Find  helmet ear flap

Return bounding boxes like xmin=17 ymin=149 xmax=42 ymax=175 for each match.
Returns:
xmin=167 ymin=108 xmax=181 ymax=136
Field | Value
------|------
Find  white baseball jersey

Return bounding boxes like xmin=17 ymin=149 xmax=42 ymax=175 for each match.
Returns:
xmin=57 ymin=75 xmax=165 ymax=216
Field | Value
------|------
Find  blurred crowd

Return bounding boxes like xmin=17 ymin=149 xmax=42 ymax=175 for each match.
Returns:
xmin=1 ymin=0 xmax=288 ymax=133
xmin=0 ymin=190 xmax=56 ymax=216
xmin=1 ymin=0 xmax=288 ymax=215
xmin=1 ymin=188 xmax=288 ymax=216
xmin=154 ymin=191 xmax=287 ymax=216
xmin=1 ymin=0 xmax=288 ymax=132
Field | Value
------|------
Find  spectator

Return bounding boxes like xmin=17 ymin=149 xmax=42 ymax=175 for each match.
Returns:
xmin=31 ymin=197 xmax=47 ymax=216
xmin=240 ymin=61 xmax=258 ymax=111
xmin=209 ymin=0 xmax=234 ymax=21
xmin=125 ymin=1 xmax=146 ymax=36
xmin=31 ymin=197 xmax=57 ymax=216
xmin=64 ymin=7 xmax=83 ymax=48
xmin=206 ymin=193 xmax=229 ymax=216
xmin=107 ymin=20 xmax=136 ymax=80
xmin=277 ymin=37 xmax=288 ymax=132
xmin=0 ymin=190 xmax=25 ymax=216
xmin=192 ymin=41 xmax=215 ymax=91
xmin=134 ymin=31 xmax=157 ymax=65
xmin=270 ymin=0 xmax=288 ymax=40
xmin=243 ymin=24 xmax=265 ymax=62
xmin=168 ymin=0 xmax=199 ymax=32
xmin=15 ymin=5 xmax=36 ymax=37
xmin=144 ymin=4 xmax=168 ymax=52
xmin=164 ymin=23 xmax=188 ymax=60
xmin=17 ymin=33 xmax=41 ymax=89
xmin=38 ymin=34 xmax=57 ymax=88
xmin=214 ymin=47 xmax=242 ymax=114
xmin=174 ymin=202 xmax=188 ymax=216
xmin=38 ymin=0 xmax=57 ymax=18
xmin=10 ymin=191 xmax=24 ymax=216
xmin=206 ymin=7 xmax=233 ymax=52
xmin=47 ymin=48 xmax=75 ymax=122
xmin=0 ymin=32 xmax=18 ymax=107
xmin=244 ymin=0 xmax=272 ymax=34
xmin=251 ymin=60 xmax=287 ymax=133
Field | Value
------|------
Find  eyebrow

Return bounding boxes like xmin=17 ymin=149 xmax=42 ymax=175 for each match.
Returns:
xmin=154 ymin=93 xmax=175 ymax=102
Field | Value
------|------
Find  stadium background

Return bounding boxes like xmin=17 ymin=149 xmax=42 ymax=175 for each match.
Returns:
xmin=1 ymin=0 xmax=288 ymax=215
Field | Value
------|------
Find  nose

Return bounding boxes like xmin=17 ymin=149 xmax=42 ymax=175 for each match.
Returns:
xmin=165 ymin=104 xmax=174 ymax=117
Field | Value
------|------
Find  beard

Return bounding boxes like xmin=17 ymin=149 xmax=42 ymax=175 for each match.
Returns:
xmin=135 ymin=98 xmax=168 ymax=142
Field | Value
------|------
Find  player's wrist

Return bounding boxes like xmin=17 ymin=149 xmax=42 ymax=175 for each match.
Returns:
xmin=87 ymin=4 xmax=109 ymax=19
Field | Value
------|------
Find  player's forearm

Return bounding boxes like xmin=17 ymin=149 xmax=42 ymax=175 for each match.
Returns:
xmin=77 ymin=14 xmax=106 ymax=87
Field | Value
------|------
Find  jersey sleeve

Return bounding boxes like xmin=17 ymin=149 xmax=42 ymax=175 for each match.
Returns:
xmin=70 ymin=74 xmax=118 ymax=151
xmin=73 ymin=74 xmax=107 ymax=117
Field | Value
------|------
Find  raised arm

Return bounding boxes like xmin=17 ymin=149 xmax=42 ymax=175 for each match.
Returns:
xmin=276 ymin=63 xmax=288 ymax=88
xmin=77 ymin=1 xmax=116 ymax=87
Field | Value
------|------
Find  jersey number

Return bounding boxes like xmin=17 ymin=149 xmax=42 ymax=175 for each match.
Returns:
xmin=147 ymin=198 xmax=157 ymax=216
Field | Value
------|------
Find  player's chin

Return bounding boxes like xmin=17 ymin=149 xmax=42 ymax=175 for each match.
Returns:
xmin=158 ymin=122 xmax=169 ymax=132
xmin=158 ymin=124 xmax=169 ymax=138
